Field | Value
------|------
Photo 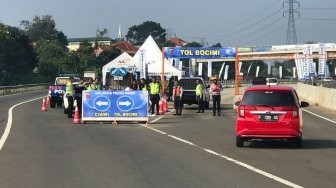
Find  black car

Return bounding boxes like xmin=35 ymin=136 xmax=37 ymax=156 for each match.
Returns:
xmin=178 ymin=77 xmax=210 ymax=108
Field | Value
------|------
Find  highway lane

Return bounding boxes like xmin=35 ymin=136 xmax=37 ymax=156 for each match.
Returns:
xmin=0 ymin=89 xmax=335 ymax=187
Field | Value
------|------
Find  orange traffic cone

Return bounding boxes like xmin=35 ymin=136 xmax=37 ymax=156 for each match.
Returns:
xmin=41 ymin=98 xmax=47 ymax=112
xmin=162 ymin=98 xmax=168 ymax=112
xmin=46 ymin=96 xmax=50 ymax=105
xmin=159 ymin=100 xmax=164 ymax=115
xmin=73 ymin=106 xmax=80 ymax=124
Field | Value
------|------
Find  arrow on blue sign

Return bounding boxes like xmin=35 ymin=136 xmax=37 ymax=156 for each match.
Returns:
xmin=119 ymin=67 xmax=127 ymax=76
xmin=110 ymin=68 xmax=118 ymax=76
xmin=96 ymin=101 xmax=109 ymax=106
xmin=119 ymin=101 xmax=132 ymax=106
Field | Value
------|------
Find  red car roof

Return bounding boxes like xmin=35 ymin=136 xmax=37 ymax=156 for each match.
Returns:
xmin=245 ymin=85 xmax=294 ymax=92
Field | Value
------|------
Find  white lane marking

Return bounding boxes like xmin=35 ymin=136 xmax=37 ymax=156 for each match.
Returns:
xmin=145 ymin=116 xmax=304 ymax=188
xmin=0 ymin=97 xmax=44 ymax=151
xmin=302 ymin=109 xmax=336 ymax=124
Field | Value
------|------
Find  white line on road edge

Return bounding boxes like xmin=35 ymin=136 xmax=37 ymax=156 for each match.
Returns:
xmin=0 ymin=97 xmax=44 ymax=151
xmin=143 ymin=117 xmax=304 ymax=188
xmin=302 ymin=109 xmax=336 ymax=125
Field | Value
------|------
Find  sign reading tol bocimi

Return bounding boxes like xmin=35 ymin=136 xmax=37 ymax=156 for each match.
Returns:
xmin=164 ymin=47 xmax=236 ymax=59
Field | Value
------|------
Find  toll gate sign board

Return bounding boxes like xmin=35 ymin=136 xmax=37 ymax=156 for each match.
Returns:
xmin=164 ymin=47 xmax=236 ymax=59
xmin=81 ymin=90 xmax=148 ymax=123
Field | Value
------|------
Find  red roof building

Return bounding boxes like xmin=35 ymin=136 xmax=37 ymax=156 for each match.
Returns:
xmin=170 ymin=37 xmax=187 ymax=46
xmin=112 ymin=41 xmax=138 ymax=56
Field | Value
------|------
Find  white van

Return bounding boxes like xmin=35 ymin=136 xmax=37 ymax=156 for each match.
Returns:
xmin=266 ymin=78 xmax=278 ymax=85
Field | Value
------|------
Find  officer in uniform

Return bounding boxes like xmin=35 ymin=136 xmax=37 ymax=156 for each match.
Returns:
xmin=65 ymin=76 xmax=75 ymax=118
xmin=196 ymin=79 xmax=205 ymax=113
xmin=172 ymin=80 xmax=183 ymax=116
xmin=149 ymin=77 xmax=161 ymax=116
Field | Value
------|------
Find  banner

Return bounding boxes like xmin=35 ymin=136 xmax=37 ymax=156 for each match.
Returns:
xmin=247 ymin=62 xmax=253 ymax=75
xmin=302 ymin=46 xmax=311 ymax=80
xmin=82 ymin=90 xmax=148 ymax=123
xmin=294 ymin=53 xmax=304 ymax=80
xmin=224 ymin=65 xmax=229 ymax=80
xmin=318 ymin=43 xmax=326 ymax=77
xmin=139 ymin=49 xmax=146 ymax=79
xmin=207 ymin=60 xmax=212 ymax=77
xmin=198 ymin=63 xmax=203 ymax=76
xmin=238 ymin=62 xmax=242 ymax=73
xmin=293 ymin=67 xmax=296 ymax=78
xmin=267 ymin=62 xmax=272 ymax=75
xmin=279 ymin=66 xmax=283 ymax=79
xmin=218 ymin=63 xmax=225 ymax=80
xmin=164 ymin=47 xmax=236 ymax=59
xmin=256 ymin=66 xmax=260 ymax=77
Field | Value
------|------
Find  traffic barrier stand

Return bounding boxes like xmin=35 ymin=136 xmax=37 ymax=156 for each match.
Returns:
xmin=41 ymin=98 xmax=47 ymax=112
xmin=73 ymin=106 xmax=80 ymax=124
xmin=159 ymin=100 xmax=164 ymax=115
xmin=46 ymin=96 xmax=50 ymax=105
xmin=162 ymin=98 xmax=168 ymax=112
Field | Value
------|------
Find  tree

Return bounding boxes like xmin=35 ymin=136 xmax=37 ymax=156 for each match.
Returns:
xmin=96 ymin=28 xmax=108 ymax=38
xmin=21 ymin=15 xmax=68 ymax=47
xmin=184 ymin=41 xmax=203 ymax=47
xmin=126 ymin=21 xmax=166 ymax=45
xmin=0 ymin=23 xmax=37 ymax=85
xmin=212 ymin=43 xmax=222 ymax=47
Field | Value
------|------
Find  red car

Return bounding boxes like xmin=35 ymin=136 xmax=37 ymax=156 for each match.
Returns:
xmin=235 ymin=85 xmax=309 ymax=148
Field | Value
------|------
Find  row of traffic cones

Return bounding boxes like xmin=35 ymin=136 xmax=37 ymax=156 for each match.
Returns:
xmin=41 ymin=96 xmax=80 ymax=124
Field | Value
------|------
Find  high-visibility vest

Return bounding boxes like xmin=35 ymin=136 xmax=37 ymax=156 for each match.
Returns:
xmin=173 ymin=86 xmax=181 ymax=96
xmin=140 ymin=84 xmax=147 ymax=91
xmin=196 ymin=84 xmax=203 ymax=96
xmin=210 ymin=83 xmax=221 ymax=95
xmin=86 ymin=85 xmax=93 ymax=91
xmin=65 ymin=82 xmax=73 ymax=96
xmin=94 ymin=84 xmax=101 ymax=90
xmin=149 ymin=82 xmax=160 ymax=94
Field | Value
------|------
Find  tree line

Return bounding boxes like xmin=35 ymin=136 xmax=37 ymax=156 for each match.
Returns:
xmin=2 ymin=15 xmax=331 ymax=86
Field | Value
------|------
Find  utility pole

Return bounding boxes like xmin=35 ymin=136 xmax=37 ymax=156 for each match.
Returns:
xmin=283 ymin=0 xmax=300 ymax=44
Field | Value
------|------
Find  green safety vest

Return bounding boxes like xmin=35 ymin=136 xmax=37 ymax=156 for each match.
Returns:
xmin=149 ymin=82 xmax=160 ymax=94
xmin=86 ymin=85 xmax=93 ymax=91
xmin=196 ymin=83 xmax=203 ymax=96
xmin=94 ymin=84 xmax=100 ymax=90
xmin=65 ymin=82 xmax=73 ymax=96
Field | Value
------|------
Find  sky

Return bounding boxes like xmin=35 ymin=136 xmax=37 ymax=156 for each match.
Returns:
xmin=0 ymin=0 xmax=335 ymax=47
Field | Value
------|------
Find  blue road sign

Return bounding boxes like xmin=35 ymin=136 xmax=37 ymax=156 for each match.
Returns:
xmin=117 ymin=96 xmax=134 ymax=112
xmin=119 ymin=67 xmax=127 ymax=76
xmin=110 ymin=68 xmax=118 ymax=76
xmin=93 ymin=96 xmax=110 ymax=111
xmin=82 ymin=90 xmax=148 ymax=122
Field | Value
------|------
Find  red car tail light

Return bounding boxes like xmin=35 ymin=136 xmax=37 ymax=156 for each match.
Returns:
xmin=292 ymin=106 xmax=299 ymax=118
xmin=238 ymin=106 xmax=245 ymax=118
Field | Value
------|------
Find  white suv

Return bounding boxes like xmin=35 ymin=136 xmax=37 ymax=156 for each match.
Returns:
xmin=266 ymin=78 xmax=278 ymax=86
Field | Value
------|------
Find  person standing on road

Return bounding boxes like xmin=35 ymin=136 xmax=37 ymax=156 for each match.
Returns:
xmin=75 ymin=77 xmax=86 ymax=117
xmin=196 ymin=79 xmax=205 ymax=113
xmin=139 ymin=78 xmax=148 ymax=91
xmin=94 ymin=77 xmax=101 ymax=90
xmin=65 ymin=76 xmax=75 ymax=118
xmin=210 ymin=78 xmax=221 ymax=116
xmin=149 ymin=77 xmax=161 ymax=116
xmin=172 ymin=80 xmax=183 ymax=116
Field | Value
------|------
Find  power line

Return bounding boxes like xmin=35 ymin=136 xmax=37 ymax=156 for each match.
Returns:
xmin=245 ymin=21 xmax=288 ymax=45
xmin=300 ymin=7 xmax=336 ymax=10
xmin=223 ymin=17 xmax=285 ymax=45
xmin=300 ymin=17 xmax=336 ymax=21
xmin=203 ymin=0 xmax=280 ymax=38
xmin=284 ymin=0 xmax=300 ymax=44
xmin=206 ymin=7 xmax=284 ymax=42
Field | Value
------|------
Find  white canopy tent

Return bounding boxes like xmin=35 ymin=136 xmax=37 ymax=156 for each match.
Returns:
xmin=133 ymin=35 xmax=183 ymax=79
xmin=102 ymin=52 xmax=139 ymax=86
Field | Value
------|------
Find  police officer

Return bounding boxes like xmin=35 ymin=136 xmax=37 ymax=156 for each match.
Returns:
xmin=149 ymin=77 xmax=161 ymax=116
xmin=65 ymin=76 xmax=75 ymax=118
xmin=138 ymin=78 xmax=148 ymax=91
xmin=74 ymin=77 xmax=86 ymax=116
xmin=172 ymin=80 xmax=183 ymax=116
xmin=94 ymin=77 xmax=101 ymax=90
xmin=196 ymin=79 xmax=205 ymax=113
xmin=210 ymin=78 xmax=222 ymax=116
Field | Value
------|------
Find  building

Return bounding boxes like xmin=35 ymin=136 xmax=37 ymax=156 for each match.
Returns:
xmin=67 ymin=37 xmax=114 ymax=51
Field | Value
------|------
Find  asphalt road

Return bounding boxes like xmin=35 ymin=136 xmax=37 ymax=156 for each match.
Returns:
xmin=0 ymin=88 xmax=335 ymax=188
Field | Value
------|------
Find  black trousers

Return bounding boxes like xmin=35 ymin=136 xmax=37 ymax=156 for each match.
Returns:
xmin=150 ymin=94 xmax=160 ymax=114
xmin=174 ymin=96 xmax=183 ymax=115
xmin=197 ymin=96 xmax=204 ymax=112
xmin=212 ymin=95 xmax=221 ymax=114
xmin=67 ymin=95 xmax=74 ymax=118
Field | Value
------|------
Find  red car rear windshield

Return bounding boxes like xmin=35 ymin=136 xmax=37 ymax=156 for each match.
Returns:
xmin=242 ymin=91 xmax=295 ymax=106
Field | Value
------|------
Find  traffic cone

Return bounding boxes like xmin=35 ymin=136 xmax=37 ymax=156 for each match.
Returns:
xmin=73 ymin=106 xmax=80 ymax=124
xmin=159 ymin=100 xmax=164 ymax=115
xmin=41 ymin=98 xmax=47 ymax=112
xmin=46 ymin=96 xmax=50 ymax=105
xmin=162 ymin=98 xmax=168 ymax=112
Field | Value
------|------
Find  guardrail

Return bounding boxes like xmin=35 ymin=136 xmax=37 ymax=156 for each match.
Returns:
xmin=205 ymin=79 xmax=298 ymax=88
xmin=0 ymin=83 xmax=51 ymax=96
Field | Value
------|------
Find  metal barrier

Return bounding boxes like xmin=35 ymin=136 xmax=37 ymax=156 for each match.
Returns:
xmin=0 ymin=83 xmax=51 ymax=96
